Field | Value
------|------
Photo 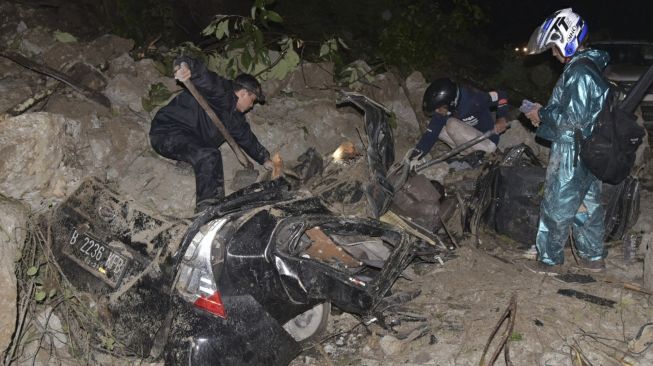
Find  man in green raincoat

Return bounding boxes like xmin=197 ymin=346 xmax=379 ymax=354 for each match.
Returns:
xmin=523 ymin=8 xmax=610 ymax=274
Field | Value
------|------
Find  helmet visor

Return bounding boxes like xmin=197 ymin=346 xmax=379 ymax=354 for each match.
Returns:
xmin=526 ymin=24 xmax=553 ymax=55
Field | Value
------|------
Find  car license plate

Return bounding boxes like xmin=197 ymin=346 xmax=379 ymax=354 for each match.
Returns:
xmin=63 ymin=229 xmax=130 ymax=288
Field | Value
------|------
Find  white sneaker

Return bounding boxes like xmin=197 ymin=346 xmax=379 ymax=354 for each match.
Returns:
xmin=523 ymin=245 xmax=538 ymax=260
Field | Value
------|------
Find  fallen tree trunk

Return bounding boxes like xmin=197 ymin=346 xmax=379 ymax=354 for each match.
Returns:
xmin=0 ymin=50 xmax=111 ymax=108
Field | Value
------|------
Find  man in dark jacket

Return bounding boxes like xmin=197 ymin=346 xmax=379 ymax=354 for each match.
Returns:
xmin=150 ymin=56 xmax=273 ymax=212
xmin=411 ymin=78 xmax=509 ymax=160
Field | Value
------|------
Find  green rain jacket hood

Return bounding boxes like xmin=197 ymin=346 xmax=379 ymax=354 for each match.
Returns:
xmin=536 ymin=48 xmax=611 ymax=143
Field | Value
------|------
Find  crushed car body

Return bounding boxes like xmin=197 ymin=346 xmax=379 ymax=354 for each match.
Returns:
xmin=465 ymin=144 xmax=641 ymax=245
xmin=46 ymin=92 xmax=443 ymax=365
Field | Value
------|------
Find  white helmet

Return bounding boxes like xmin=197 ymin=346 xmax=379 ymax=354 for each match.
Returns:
xmin=526 ymin=8 xmax=588 ymax=57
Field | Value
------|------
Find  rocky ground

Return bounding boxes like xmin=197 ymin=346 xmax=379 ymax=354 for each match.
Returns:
xmin=1 ymin=2 xmax=653 ymax=365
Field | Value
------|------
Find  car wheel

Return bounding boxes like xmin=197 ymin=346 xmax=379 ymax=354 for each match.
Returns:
xmin=282 ymin=302 xmax=330 ymax=343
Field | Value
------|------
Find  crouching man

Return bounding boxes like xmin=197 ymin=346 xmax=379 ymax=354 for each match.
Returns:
xmin=411 ymin=78 xmax=509 ymax=160
xmin=149 ymin=57 xmax=273 ymax=212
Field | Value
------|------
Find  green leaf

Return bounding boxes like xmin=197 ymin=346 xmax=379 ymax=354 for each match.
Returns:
xmin=102 ymin=336 xmax=116 ymax=351
xmin=226 ymin=37 xmax=249 ymax=51
xmin=251 ymin=5 xmax=257 ymax=20
xmin=253 ymin=28 xmax=264 ymax=52
xmin=285 ymin=48 xmax=300 ymax=68
xmin=34 ymin=290 xmax=46 ymax=302
xmin=337 ymin=37 xmax=350 ymax=50
xmin=265 ymin=11 xmax=283 ymax=23
xmin=216 ymin=20 xmax=230 ymax=39
xmin=142 ymin=82 xmax=172 ymax=112
xmin=201 ymin=23 xmax=216 ymax=36
xmin=319 ymin=43 xmax=330 ymax=58
xmin=26 ymin=266 xmax=38 ymax=277
xmin=241 ymin=51 xmax=252 ymax=71
xmin=48 ymin=288 xmax=57 ymax=298
xmin=64 ymin=288 xmax=74 ymax=299
xmin=53 ymin=30 xmax=77 ymax=43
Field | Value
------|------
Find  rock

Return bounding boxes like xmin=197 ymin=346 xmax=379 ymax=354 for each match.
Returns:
xmin=104 ymin=73 xmax=147 ymax=112
xmin=497 ymin=119 xmax=549 ymax=162
xmin=18 ymin=26 xmax=54 ymax=56
xmin=107 ymin=53 xmax=138 ymax=78
xmin=418 ymin=161 xmax=450 ymax=184
xmin=276 ymin=62 xmax=335 ymax=99
xmin=85 ymin=35 xmax=135 ymax=67
xmin=41 ymin=42 xmax=84 ymax=70
xmin=404 ymin=71 xmax=429 ymax=128
xmin=0 ymin=113 xmax=82 ymax=208
xmin=0 ymin=76 xmax=33 ymax=113
xmin=117 ymin=154 xmax=195 ymax=217
xmin=0 ymin=196 xmax=28 ymax=354
xmin=379 ymin=334 xmax=403 ymax=356
xmin=35 ymin=307 xmax=67 ymax=349
xmin=323 ymin=343 xmax=336 ymax=355
xmin=247 ymin=97 xmax=362 ymax=164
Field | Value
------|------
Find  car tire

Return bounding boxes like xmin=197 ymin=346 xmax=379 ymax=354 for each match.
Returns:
xmin=282 ymin=302 xmax=330 ymax=344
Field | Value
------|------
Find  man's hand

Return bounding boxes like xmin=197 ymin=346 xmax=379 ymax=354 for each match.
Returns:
xmin=525 ymin=103 xmax=543 ymax=127
xmin=494 ymin=117 xmax=509 ymax=134
xmin=264 ymin=152 xmax=284 ymax=179
xmin=174 ymin=62 xmax=191 ymax=82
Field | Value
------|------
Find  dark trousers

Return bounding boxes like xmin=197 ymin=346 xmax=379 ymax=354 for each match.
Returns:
xmin=150 ymin=132 xmax=225 ymax=205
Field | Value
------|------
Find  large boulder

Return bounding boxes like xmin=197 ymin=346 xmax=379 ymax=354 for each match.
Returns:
xmin=0 ymin=196 xmax=29 ymax=354
xmin=117 ymin=153 xmax=196 ymax=217
xmin=359 ymin=71 xmax=422 ymax=157
xmin=0 ymin=113 xmax=83 ymax=208
xmin=404 ymin=71 xmax=429 ymax=130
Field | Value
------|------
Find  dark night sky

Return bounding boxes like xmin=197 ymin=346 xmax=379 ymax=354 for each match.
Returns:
xmin=483 ymin=0 xmax=653 ymax=46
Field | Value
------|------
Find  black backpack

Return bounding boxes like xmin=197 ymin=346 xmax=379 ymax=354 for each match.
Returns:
xmin=578 ymin=59 xmax=653 ymax=185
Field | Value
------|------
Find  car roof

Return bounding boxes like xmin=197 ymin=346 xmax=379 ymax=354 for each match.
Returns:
xmin=590 ymin=40 xmax=653 ymax=46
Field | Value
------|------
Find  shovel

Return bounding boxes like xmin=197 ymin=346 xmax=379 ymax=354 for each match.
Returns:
xmin=389 ymin=121 xmax=511 ymax=197
xmin=179 ymin=68 xmax=259 ymax=187
xmin=414 ymin=128 xmax=500 ymax=173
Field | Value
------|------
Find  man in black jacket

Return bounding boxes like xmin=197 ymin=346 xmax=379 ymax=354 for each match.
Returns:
xmin=150 ymin=57 xmax=273 ymax=212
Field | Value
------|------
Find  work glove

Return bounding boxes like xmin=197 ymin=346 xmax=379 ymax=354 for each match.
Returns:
xmin=405 ymin=149 xmax=423 ymax=171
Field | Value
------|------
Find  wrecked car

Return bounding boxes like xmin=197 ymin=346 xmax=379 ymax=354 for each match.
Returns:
xmin=465 ymin=144 xmax=641 ymax=246
xmin=46 ymin=93 xmax=438 ymax=365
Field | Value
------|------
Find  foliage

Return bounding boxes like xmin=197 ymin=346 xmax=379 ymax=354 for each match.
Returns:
xmin=142 ymin=82 xmax=173 ymax=112
xmin=337 ymin=60 xmax=375 ymax=90
xmin=106 ymin=0 xmax=175 ymax=45
xmin=377 ymin=0 xmax=488 ymax=73
xmin=6 ymin=217 xmax=129 ymax=365
xmin=200 ymin=0 xmax=300 ymax=80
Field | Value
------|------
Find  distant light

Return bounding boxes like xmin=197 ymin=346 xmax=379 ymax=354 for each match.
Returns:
xmin=514 ymin=47 xmax=519 ymax=52
xmin=522 ymin=47 xmax=528 ymax=53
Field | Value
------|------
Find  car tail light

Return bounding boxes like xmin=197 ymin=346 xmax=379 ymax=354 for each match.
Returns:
xmin=175 ymin=218 xmax=228 ymax=318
